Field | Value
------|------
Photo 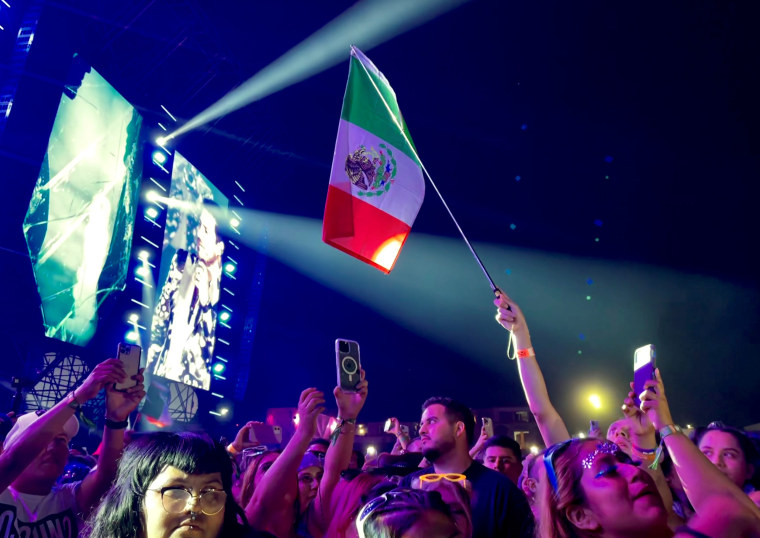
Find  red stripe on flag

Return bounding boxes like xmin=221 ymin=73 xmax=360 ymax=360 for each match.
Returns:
xmin=323 ymin=185 xmax=412 ymax=273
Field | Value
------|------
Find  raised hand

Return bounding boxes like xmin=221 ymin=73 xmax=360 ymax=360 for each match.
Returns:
xmin=639 ymin=369 xmax=675 ymax=431
xmin=230 ymin=421 xmax=267 ymax=452
xmin=493 ymin=289 xmax=531 ymax=349
xmin=621 ymin=381 xmax=656 ymax=438
xmin=105 ymin=368 xmax=146 ymax=421
xmin=76 ymin=358 xmax=127 ymax=402
xmin=385 ymin=417 xmax=401 ymax=436
xmin=469 ymin=424 xmax=490 ymax=458
xmin=297 ymin=388 xmax=325 ymax=438
xmin=334 ymin=369 xmax=368 ymax=420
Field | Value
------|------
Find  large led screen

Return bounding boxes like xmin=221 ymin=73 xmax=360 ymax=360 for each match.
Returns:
xmin=146 ymin=152 xmax=228 ymax=390
xmin=23 ymin=55 xmax=144 ymax=346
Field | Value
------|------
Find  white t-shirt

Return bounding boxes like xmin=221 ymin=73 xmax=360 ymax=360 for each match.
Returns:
xmin=0 ymin=482 xmax=82 ymax=537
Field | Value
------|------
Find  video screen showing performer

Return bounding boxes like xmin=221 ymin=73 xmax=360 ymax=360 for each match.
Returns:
xmin=23 ymin=55 xmax=144 ymax=346
xmin=146 ymin=152 xmax=228 ymax=390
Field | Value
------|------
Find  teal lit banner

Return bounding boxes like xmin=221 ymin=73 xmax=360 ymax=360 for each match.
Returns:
xmin=23 ymin=55 xmax=144 ymax=346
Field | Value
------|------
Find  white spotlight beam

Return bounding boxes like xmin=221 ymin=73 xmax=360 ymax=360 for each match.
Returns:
xmin=164 ymin=0 xmax=469 ymax=141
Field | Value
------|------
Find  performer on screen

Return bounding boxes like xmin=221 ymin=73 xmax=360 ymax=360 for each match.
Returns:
xmin=146 ymin=202 xmax=223 ymax=390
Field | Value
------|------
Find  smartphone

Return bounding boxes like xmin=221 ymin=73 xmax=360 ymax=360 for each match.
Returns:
xmin=399 ymin=424 xmax=410 ymax=437
xmin=590 ymin=419 xmax=600 ymax=431
xmin=633 ymin=344 xmax=657 ymax=406
xmin=249 ymin=424 xmax=282 ymax=445
xmin=384 ymin=418 xmax=394 ymax=433
xmin=335 ymin=338 xmax=361 ymax=392
xmin=115 ymin=343 xmax=141 ymax=391
xmin=482 ymin=417 xmax=494 ymax=438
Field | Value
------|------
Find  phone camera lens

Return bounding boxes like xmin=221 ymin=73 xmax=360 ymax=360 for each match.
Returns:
xmin=338 ymin=340 xmax=349 ymax=353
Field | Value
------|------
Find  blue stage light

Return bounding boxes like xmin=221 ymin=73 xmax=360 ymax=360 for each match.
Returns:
xmin=152 ymin=150 xmax=167 ymax=164
xmin=146 ymin=207 xmax=159 ymax=219
xmin=219 ymin=311 xmax=230 ymax=322
xmin=213 ymin=363 xmax=226 ymax=374
xmin=125 ymin=331 xmax=139 ymax=343
xmin=224 ymin=263 xmax=236 ymax=274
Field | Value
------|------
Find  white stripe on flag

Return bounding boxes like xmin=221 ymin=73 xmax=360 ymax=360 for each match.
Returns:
xmin=329 ymin=119 xmax=424 ymax=227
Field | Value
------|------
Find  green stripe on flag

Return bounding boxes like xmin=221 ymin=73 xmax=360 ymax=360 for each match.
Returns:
xmin=340 ymin=56 xmax=420 ymax=166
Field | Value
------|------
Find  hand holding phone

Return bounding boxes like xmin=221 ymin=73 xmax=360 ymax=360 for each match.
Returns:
xmin=589 ymin=420 xmax=600 ymax=437
xmin=482 ymin=417 xmax=494 ymax=438
xmin=249 ymin=423 xmax=281 ymax=446
xmin=335 ymin=339 xmax=361 ymax=392
xmin=633 ymin=344 xmax=657 ymax=406
xmin=115 ymin=343 xmax=141 ymax=391
xmin=384 ymin=417 xmax=399 ymax=435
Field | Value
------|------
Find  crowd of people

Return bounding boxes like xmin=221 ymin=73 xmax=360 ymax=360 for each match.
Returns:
xmin=1 ymin=291 xmax=759 ymax=537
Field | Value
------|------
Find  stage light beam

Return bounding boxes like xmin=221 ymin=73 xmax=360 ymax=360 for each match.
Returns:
xmin=162 ymin=0 xmax=469 ymax=141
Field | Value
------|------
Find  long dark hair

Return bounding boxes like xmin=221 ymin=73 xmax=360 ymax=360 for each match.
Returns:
xmin=83 ymin=431 xmax=249 ymax=538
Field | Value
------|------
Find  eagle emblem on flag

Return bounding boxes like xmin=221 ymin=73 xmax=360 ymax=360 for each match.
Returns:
xmin=344 ymin=143 xmax=397 ymax=197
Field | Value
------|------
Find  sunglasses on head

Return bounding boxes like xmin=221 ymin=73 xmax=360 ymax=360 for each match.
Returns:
xmin=356 ymin=489 xmax=430 ymax=538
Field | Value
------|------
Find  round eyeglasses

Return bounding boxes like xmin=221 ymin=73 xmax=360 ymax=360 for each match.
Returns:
xmin=147 ymin=486 xmax=227 ymax=515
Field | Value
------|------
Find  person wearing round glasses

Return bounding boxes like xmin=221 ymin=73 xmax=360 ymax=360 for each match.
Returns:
xmin=83 ymin=431 xmax=273 ymax=538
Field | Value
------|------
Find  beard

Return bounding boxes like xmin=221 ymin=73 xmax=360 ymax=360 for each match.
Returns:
xmin=422 ymin=437 xmax=455 ymax=463
xmin=422 ymin=447 xmax=442 ymax=462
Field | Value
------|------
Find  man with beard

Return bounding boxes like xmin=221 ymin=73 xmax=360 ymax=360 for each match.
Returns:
xmin=402 ymin=397 xmax=533 ymax=538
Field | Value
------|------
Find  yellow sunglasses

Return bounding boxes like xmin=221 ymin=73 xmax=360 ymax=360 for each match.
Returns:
xmin=418 ymin=473 xmax=467 ymax=484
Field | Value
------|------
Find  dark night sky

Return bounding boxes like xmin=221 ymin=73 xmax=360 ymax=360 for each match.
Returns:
xmin=1 ymin=0 xmax=758 ymax=438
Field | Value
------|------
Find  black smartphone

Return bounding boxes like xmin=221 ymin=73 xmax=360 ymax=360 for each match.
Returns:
xmin=335 ymin=338 xmax=361 ymax=392
xmin=633 ymin=344 xmax=656 ymax=406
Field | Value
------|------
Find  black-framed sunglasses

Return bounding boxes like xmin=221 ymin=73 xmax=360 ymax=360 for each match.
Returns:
xmin=146 ymin=486 xmax=227 ymax=515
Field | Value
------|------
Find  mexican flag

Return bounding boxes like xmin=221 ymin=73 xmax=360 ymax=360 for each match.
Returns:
xmin=322 ymin=46 xmax=425 ymax=273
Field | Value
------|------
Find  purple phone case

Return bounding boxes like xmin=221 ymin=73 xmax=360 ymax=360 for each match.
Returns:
xmin=633 ymin=363 xmax=656 ymax=406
